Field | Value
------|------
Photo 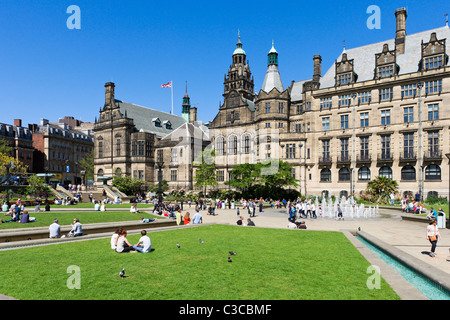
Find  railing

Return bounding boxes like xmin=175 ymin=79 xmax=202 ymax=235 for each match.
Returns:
xmin=337 ymin=156 xmax=351 ymax=163
xmin=424 ymin=150 xmax=442 ymax=160
xmin=318 ymin=156 xmax=332 ymax=164
xmin=399 ymin=151 xmax=417 ymax=161
xmin=377 ymin=153 xmax=393 ymax=161
xmin=357 ymin=154 xmax=371 ymax=162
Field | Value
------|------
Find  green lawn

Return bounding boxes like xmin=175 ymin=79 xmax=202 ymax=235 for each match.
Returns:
xmin=0 ymin=211 xmax=161 ymax=229
xmin=49 ymin=202 xmax=155 ymax=209
xmin=0 ymin=225 xmax=400 ymax=300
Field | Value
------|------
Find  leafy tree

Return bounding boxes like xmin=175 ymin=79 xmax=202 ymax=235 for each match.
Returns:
xmin=227 ymin=163 xmax=261 ymax=192
xmin=112 ymin=176 xmax=146 ymax=195
xmin=0 ymin=152 xmax=28 ymax=178
xmin=228 ymin=160 xmax=298 ymax=196
xmin=148 ymin=180 xmax=169 ymax=193
xmin=366 ymin=176 xmax=398 ymax=204
xmin=194 ymin=149 xmax=218 ymax=194
xmin=0 ymin=138 xmax=13 ymax=155
xmin=259 ymin=160 xmax=299 ymax=192
xmin=26 ymin=174 xmax=49 ymax=197
xmin=77 ymin=150 xmax=94 ymax=181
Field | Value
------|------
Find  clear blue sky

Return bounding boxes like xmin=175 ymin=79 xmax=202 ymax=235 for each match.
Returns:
xmin=0 ymin=0 xmax=448 ymax=126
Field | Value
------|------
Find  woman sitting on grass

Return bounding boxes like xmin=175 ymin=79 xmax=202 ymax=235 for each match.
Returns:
xmin=115 ymin=230 xmax=136 ymax=253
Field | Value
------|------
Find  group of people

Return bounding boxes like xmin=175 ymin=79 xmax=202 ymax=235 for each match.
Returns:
xmin=111 ymin=227 xmax=151 ymax=253
xmin=287 ymin=199 xmax=320 ymax=223
xmin=49 ymin=218 xmax=83 ymax=238
xmin=1 ymin=200 xmax=35 ymax=224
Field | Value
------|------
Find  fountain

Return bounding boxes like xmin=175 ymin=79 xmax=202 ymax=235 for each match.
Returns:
xmin=317 ymin=194 xmax=379 ymax=220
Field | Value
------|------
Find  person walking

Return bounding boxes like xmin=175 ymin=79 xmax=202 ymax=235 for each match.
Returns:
xmin=426 ymin=220 xmax=441 ymax=257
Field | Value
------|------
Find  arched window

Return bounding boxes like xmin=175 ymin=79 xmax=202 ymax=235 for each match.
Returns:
xmin=379 ymin=166 xmax=392 ymax=179
xmin=97 ymin=169 xmax=104 ymax=177
xmin=401 ymin=166 xmax=416 ymax=181
xmin=340 ymin=190 xmax=348 ymax=198
xmin=228 ymin=136 xmax=238 ymax=155
xmin=320 ymin=168 xmax=331 ymax=182
xmin=358 ymin=167 xmax=371 ymax=181
xmin=242 ymin=134 xmax=251 ymax=154
xmin=215 ymin=137 xmax=225 ymax=156
xmin=115 ymin=168 xmax=122 ymax=177
xmin=425 ymin=165 xmax=441 ymax=180
xmin=339 ymin=168 xmax=350 ymax=181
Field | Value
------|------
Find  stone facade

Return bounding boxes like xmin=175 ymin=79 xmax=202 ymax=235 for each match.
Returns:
xmin=209 ymin=8 xmax=450 ymax=200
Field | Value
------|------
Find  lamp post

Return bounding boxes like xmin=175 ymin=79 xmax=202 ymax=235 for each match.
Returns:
xmin=44 ymin=166 xmax=49 ymax=201
xmin=299 ymin=143 xmax=303 ymax=196
xmin=417 ymin=82 xmax=424 ymax=202
xmin=446 ymin=153 xmax=450 ymax=223
xmin=157 ymin=160 xmax=164 ymax=204
xmin=351 ymin=92 xmax=357 ymax=198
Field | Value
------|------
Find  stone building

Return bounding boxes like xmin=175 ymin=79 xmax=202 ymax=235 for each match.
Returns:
xmin=0 ymin=119 xmax=34 ymax=171
xmin=93 ymin=82 xmax=208 ymax=190
xmin=32 ymin=118 xmax=94 ymax=185
xmin=210 ymin=7 xmax=450 ymax=200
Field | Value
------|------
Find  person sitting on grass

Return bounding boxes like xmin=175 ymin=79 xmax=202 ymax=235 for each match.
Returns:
xmin=115 ymin=230 xmax=136 ymax=253
xmin=130 ymin=203 xmax=141 ymax=213
xmin=111 ymin=227 xmax=123 ymax=250
xmin=19 ymin=210 xmax=31 ymax=224
xmin=1 ymin=207 xmax=20 ymax=223
xmin=132 ymin=230 xmax=152 ymax=253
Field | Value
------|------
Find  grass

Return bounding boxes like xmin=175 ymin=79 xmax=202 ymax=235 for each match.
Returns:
xmin=0 ymin=225 xmax=400 ymax=300
xmin=49 ymin=202 xmax=155 ymax=209
xmin=0 ymin=211 xmax=161 ymax=229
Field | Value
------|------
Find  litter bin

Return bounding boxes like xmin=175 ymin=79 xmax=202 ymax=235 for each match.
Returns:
xmin=437 ymin=213 xmax=446 ymax=229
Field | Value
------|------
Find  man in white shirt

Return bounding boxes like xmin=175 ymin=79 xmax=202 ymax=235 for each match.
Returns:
xmin=133 ymin=230 xmax=151 ymax=253
xmin=49 ymin=219 xmax=61 ymax=238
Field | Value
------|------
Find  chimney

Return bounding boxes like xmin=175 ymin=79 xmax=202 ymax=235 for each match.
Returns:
xmin=189 ymin=107 xmax=197 ymax=124
xmin=395 ymin=8 xmax=407 ymax=55
xmin=14 ymin=119 xmax=22 ymax=127
xmin=104 ymin=82 xmax=115 ymax=108
xmin=313 ymin=55 xmax=322 ymax=81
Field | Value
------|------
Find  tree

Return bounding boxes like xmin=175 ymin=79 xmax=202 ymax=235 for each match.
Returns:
xmin=366 ymin=176 xmax=398 ymax=204
xmin=0 ymin=138 xmax=13 ymax=156
xmin=112 ymin=176 xmax=146 ymax=196
xmin=194 ymin=149 xmax=218 ymax=195
xmin=228 ymin=163 xmax=261 ymax=192
xmin=77 ymin=150 xmax=94 ymax=181
xmin=26 ymin=174 xmax=49 ymax=197
xmin=147 ymin=180 xmax=169 ymax=193
xmin=259 ymin=160 xmax=299 ymax=192
xmin=0 ymin=152 xmax=28 ymax=178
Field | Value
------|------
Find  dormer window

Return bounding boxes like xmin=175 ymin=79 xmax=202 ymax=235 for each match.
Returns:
xmin=375 ymin=44 xmax=397 ymax=79
xmin=378 ymin=65 xmax=394 ymax=78
xmin=335 ymin=53 xmax=355 ymax=86
xmin=421 ymin=32 xmax=447 ymax=71
xmin=152 ymin=118 xmax=161 ymax=127
xmin=163 ymin=120 xmax=172 ymax=129
xmin=424 ymin=55 xmax=443 ymax=70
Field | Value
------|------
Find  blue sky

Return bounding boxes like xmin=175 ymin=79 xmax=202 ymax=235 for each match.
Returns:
xmin=0 ymin=0 xmax=448 ymax=126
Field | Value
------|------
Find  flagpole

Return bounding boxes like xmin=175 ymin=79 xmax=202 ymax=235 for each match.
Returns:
xmin=171 ymin=80 xmax=174 ymax=115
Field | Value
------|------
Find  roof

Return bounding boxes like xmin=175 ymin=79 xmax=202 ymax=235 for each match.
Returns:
xmin=261 ymin=64 xmax=284 ymax=93
xmin=115 ymin=100 xmax=187 ymax=138
xmin=320 ymin=26 xmax=450 ymax=89
xmin=290 ymin=78 xmax=312 ymax=102
xmin=160 ymin=121 xmax=210 ymax=143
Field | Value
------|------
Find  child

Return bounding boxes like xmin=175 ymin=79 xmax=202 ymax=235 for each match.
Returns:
xmin=236 ymin=207 xmax=240 ymax=216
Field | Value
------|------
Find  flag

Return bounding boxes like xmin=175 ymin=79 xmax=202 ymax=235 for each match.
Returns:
xmin=161 ymin=81 xmax=172 ymax=88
